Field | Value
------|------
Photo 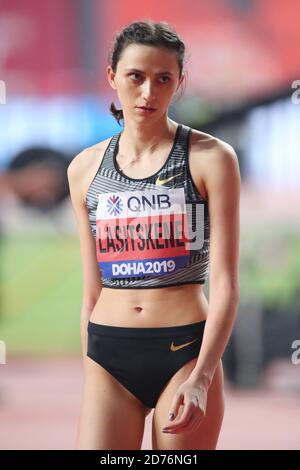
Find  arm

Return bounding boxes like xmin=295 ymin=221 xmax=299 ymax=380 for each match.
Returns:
xmin=67 ymin=151 xmax=103 ymax=363
xmin=189 ymin=142 xmax=241 ymax=390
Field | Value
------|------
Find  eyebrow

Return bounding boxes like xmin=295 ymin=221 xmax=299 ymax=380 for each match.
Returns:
xmin=125 ymin=68 xmax=173 ymax=75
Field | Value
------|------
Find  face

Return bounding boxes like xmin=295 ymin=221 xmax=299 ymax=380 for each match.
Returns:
xmin=107 ymin=44 xmax=184 ymax=122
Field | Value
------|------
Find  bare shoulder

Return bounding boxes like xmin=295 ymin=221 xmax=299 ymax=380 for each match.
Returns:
xmin=67 ymin=137 xmax=111 ymax=176
xmin=190 ymin=127 xmax=237 ymax=161
xmin=67 ymin=136 xmax=112 ymax=203
xmin=188 ymin=128 xmax=240 ymax=199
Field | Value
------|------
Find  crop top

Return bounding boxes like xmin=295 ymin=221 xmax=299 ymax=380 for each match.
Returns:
xmin=85 ymin=123 xmax=210 ymax=289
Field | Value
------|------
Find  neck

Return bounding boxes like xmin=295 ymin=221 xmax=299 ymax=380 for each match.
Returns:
xmin=119 ymin=116 xmax=178 ymax=159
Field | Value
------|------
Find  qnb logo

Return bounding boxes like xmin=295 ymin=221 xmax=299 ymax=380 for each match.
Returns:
xmin=128 ymin=193 xmax=171 ymax=212
xmin=291 ymin=340 xmax=300 ymax=365
xmin=106 ymin=195 xmax=123 ymax=216
xmin=0 ymin=340 xmax=6 ymax=364
xmin=0 ymin=80 xmax=6 ymax=104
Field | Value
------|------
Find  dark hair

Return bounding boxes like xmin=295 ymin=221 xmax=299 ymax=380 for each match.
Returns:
xmin=108 ymin=19 xmax=187 ymax=125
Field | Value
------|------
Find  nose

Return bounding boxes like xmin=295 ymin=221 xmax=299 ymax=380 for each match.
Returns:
xmin=141 ymin=79 xmax=155 ymax=102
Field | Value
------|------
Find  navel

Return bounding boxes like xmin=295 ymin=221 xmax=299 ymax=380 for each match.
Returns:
xmin=134 ymin=306 xmax=143 ymax=312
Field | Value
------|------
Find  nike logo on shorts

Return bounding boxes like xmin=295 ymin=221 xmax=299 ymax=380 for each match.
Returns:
xmin=170 ymin=338 xmax=198 ymax=352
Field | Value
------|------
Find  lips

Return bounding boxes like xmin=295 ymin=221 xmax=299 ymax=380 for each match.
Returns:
xmin=137 ymin=106 xmax=156 ymax=110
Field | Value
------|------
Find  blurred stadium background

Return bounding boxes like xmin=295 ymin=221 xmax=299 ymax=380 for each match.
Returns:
xmin=0 ymin=0 xmax=299 ymax=450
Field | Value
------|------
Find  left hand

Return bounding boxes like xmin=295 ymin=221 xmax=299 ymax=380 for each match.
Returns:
xmin=162 ymin=376 xmax=208 ymax=435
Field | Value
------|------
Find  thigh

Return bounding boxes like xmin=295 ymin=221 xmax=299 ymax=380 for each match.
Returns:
xmin=152 ymin=359 xmax=225 ymax=450
xmin=76 ymin=355 xmax=146 ymax=450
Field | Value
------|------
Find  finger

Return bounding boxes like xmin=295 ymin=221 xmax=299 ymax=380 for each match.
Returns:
xmin=191 ymin=395 xmax=199 ymax=406
xmin=163 ymin=406 xmax=196 ymax=432
xmin=164 ymin=405 xmax=204 ymax=433
xmin=191 ymin=395 xmax=206 ymax=419
xmin=168 ymin=393 xmax=183 ymax=422
xmin=180 ymin=399 xmax=198 ymax=420
xmin=168 ymin=402 xmax=195 ymax=428
xmin=180 ymin=413 xmax=199 ymax=433
xmin=165 ymin=415 xmax=198 ymax=435
xmin=179 ymin=411 xmax=205 ymax=435
xmin=164 ymin=402 xmax=188 ymax=429
xmin=164 ymin=391 xmax=204 ymax=429
xmin=192 ymin=395 xmax=206 ymax=416
xmin=184 ymin=418 xmax=200 ymax=435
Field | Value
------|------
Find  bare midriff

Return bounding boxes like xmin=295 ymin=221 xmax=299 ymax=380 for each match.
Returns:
xmin=89 ymin=283 xmax=208 ymax=328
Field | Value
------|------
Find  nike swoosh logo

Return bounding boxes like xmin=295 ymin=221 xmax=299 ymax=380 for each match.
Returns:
xmin=170 ymin=338 xmax=198 ymax=352
xmin=155 ymin=172 xmax=183 ymax=186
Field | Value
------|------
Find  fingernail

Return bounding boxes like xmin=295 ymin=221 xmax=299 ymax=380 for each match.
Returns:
xmin=168 ymin=413 xmax=174 ymax=420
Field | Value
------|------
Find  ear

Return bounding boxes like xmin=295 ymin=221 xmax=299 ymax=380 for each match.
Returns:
xmin=176 ymin=72 xmax=185 ymax=93
xmin=179 ymin=72 xmax=185 ymax=88
xmin=106 ymin=65 xmax=117 ymax=90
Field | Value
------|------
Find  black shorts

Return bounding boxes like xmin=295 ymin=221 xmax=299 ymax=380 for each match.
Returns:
xmin=87 ymin=320 xmax=206 ymax=409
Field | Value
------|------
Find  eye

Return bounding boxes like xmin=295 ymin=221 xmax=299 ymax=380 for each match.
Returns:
xmin=128 ymin=73 xmax=170 ymax=83
xmin=129 ymin=73 xmax=141 ymax=81
xmin=159 ymin=76 xmax=170 ymax=83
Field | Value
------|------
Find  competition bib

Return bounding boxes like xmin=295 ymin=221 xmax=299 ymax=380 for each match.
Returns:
xmin=95 ymin=188 xmax=191 ymax=279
